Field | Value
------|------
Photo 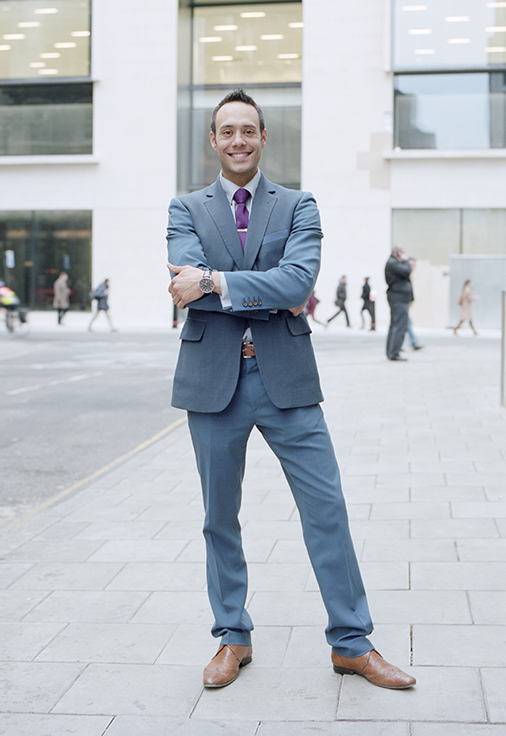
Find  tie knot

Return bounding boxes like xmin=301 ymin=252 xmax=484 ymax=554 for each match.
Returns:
xmin=233 ymin=188 xmax=250 ymax=205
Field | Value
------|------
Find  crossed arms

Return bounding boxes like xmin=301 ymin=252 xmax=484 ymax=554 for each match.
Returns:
xmin=167 ymin=191 xmax=323 ymax=318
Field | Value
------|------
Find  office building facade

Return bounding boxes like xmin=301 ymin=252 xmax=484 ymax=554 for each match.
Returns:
xmin=1 ymin=0 xmax=505 ymax=326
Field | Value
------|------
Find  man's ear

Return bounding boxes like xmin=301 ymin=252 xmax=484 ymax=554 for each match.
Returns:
xmin=210 ymin=131 xmax=217 ymax=150
xmin=261 ymin=128 xmax=267 ymax=148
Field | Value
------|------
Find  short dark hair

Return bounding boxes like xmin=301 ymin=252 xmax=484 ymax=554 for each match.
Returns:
xmin=210 ymin=88 xmax=265 ymax=135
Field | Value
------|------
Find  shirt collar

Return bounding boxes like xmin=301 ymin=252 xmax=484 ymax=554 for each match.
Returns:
xmin=220 ymin=169 xmax=261 ymax=205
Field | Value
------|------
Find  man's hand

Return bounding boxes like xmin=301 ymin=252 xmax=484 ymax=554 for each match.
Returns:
xmin=167 ymin=262 xmax=222 ymax=309
xmin=288 ymin=299 xmax=309 ymax=317
xmin=167 ymin=262 xmax=205 ymax=309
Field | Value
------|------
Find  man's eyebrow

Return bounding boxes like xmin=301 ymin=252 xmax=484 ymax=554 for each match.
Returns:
xmin=219 ymin=123 xmax=258 ymax=131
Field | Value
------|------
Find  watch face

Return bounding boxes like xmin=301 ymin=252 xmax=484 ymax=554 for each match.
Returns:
xmin=199 ymin=277 xmax=214 ymax=294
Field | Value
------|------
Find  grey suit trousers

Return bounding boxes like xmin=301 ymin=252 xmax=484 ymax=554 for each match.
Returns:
xmin=188 ymin=355 xmax=374 ymax=658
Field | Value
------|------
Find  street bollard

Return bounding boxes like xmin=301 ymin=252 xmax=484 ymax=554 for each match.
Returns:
xmin=502 ymin=291 xmax=506 ymax=407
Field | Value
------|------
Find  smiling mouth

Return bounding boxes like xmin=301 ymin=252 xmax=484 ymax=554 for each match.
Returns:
xmin=229 ymin=152 xmax=251 ymax=158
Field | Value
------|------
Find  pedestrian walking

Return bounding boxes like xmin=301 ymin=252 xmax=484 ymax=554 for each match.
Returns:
xmin=406 ymin=313 xmax=423 ymax=350
xmin=166 ymin=88 xmax=415 ymax=692
xmin=53 ymin=272 xmax=70 ymax=325
xmin=304 ymin=291 xmax=326 ymax=326
xmin=360 ymin=277 xmax=376 ymax=330
xmin=327 ymin=275 xmax=351 ymax=327
xmin=88 ymin=279 xmax=117 ymax=332
xmin=385 ymin=246 xmax=414 ymax=361
xmin=454 ymin=280 xmax=478 ymax=335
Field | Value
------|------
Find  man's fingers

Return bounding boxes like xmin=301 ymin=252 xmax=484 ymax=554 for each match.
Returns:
xmin=167 ymin=261 xmax=183 ymax=274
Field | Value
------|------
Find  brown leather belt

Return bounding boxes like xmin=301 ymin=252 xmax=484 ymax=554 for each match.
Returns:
xmin=242 ymin=343 xmax=256 ymax=358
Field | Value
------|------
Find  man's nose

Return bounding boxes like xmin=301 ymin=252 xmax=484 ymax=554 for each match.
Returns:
xmin=231 ymin=131 xmax=246 ymax=146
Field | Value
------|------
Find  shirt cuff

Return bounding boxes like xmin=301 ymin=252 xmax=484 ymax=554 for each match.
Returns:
xmin=219 ymin=272 xmax=232 ymax=309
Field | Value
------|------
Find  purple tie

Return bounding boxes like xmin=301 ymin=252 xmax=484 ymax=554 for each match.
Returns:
xmin=234 ymin=188 xmax=250 ymax=252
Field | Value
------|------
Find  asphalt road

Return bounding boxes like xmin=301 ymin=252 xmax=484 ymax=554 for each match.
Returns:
xmin=0 ymin=330 xmax=183 ymax=526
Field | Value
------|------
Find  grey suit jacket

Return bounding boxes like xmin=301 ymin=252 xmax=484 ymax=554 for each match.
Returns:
xmin=167 ymin=174 xmax=325 ymax=413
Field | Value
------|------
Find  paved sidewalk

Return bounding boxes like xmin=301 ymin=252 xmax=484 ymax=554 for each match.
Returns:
xmin=1 ymin=328 xmax=505 ymax=735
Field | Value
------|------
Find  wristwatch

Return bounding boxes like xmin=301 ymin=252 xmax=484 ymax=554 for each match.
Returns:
xmin=198 ymin=268 xmax=214 ymax=294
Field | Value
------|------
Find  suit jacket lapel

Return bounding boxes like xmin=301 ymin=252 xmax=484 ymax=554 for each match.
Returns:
xmin=243 ymin=174 xmax=277 ymax=271
xmin=203 ymin=179 xmax=244 ymax=270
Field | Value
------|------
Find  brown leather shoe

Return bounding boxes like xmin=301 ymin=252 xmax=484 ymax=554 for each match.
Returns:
xmin=332 ymin=649 xmax=416 ymax=689
xmin=203 ymin=644 xmax=253 ymax=688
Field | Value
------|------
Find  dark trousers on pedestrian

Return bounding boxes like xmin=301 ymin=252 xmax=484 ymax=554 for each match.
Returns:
xmin=361 ymin=302 xmax=375 ymax=329
xmin=386 ymin=298 xmax=409 ymax=359
xmin=328 ymin=305 xmax=350 ymax=327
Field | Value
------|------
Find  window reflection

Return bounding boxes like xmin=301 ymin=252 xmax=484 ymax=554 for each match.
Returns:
xmin=183 ymin=2 xmax=303 ymax=192
xmin=393 ymin=0 xmax=506 ymax=70
xmin=0 ymin=82 xmax=92 ymax=154
xmin=0 ymin=210 xmax=92 ymax=309
xmin=394 ymin=72 xmax=506 ymax=149
xmin=0 ymin=0 xmax=91 ymax=80
xmin=193 ymin=3 xmax=302 ymax=85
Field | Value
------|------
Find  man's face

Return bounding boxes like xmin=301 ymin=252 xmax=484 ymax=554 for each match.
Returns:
xmin=210 ymin=101 xmax=267 ymax=187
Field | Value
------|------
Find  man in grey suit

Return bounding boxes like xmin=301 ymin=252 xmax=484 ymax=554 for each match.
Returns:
xmin=167 ymin=89 xmax=415 ymax=691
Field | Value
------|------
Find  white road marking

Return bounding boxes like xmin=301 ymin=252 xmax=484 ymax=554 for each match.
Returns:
xmin=5 ymin=371 xmax=104 ymax=396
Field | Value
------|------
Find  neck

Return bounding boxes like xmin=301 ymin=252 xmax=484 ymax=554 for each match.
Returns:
xmin=221 ymin=171 xmax=258 ymax=188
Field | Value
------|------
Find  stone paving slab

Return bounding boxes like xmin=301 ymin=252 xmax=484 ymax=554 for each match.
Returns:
xmin=0 ymin=714 xmax=113 ymax=736
xmin=1 ymin=332 xmax=506 ymax=731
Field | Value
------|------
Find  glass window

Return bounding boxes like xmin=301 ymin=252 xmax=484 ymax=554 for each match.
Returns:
xmin=0 ymin=82 xmax=92 ymax=154
xmin=392 ymin=208 xmax=506 ymax=265
xmin=393 ymin=0 xmax=506 ymax=70
xmin=462 ymin=208 xmax=506 ymax=254
xmin=392 ymin=208 xmax=461 ymax=265
xmin=0 ymin=0 xmax=90 ymax=81
xmin=193 ymin=3 xmax=302 ymax=85
xmin=182 ymin=2 xmax=302 ymax=192
xmin=394 ymin=72 xmax=506 ymax=149
xmin=0 ymin=210 xmax=92 ymax=308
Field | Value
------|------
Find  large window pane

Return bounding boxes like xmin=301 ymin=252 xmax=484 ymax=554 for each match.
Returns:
xmin=392 ymin=209 xmax=461 ymax=265
xmin=462 ymin=209 xmax=506 ymax=254
xmin=0 ymin=82 xmax=92 ymax=154
xmin=193 ymin=3 xmax=302 ymax=85
xmin=181 ymin=2 xmax=303 ymax=193
xmin=0 ymin=210 xmax=92 ymax=308
xmin=0 ymin=0 xmax=90 ymax=80
xmin=394 ymin=72 xmax=506 ymax=149
xmin=392 ymin=208 xmax=506 ymax=263
xmin=393 ymin=0 xmax=506 ymax=70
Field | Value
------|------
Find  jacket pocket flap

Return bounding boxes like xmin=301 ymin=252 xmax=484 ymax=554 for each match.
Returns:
xmin=287 ymin=316 xmax=312 ymax=336
xmin=180 ymin=318 xmax=206 ymax=341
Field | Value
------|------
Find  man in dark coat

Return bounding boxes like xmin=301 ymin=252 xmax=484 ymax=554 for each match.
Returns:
xmin=360 ymin=277 xmax=376 ymax=331
xmin=385 ymin=246 xmax=414 ymax=361
xmin=327 ymin=275 xmax=350 ymax=327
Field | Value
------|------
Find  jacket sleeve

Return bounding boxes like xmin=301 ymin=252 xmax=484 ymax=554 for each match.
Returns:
xmin=166 ymin=197 xmax=252 ymax=317
xmin=224 ymin=192 xmax=323 ymax=312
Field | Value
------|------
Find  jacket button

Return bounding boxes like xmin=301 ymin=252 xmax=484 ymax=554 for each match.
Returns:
xmin=248 ymin=301 xmax=253 ymax=307
xmin=252 ymin=300 xmax=258 ymax=306
xmin=243 ymin=301 xmax=248 ymax=307
xmin=254 ymin=310 xmax=259 ymax=315
xmin=258 ymin=300 xmax=262 ymax=306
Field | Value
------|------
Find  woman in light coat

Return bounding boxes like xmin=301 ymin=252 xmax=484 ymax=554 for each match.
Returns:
xmin=454 ymin=280 xmax=478 ymax=335
xmin=53 ymin=272 xmax=70 ymax=325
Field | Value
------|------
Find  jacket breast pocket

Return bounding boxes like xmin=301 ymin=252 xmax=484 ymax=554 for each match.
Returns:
xmin=180 ymin=317 xmax=206 ymax=342
xmin=262 ymin=229 xmax=290 ymax=245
